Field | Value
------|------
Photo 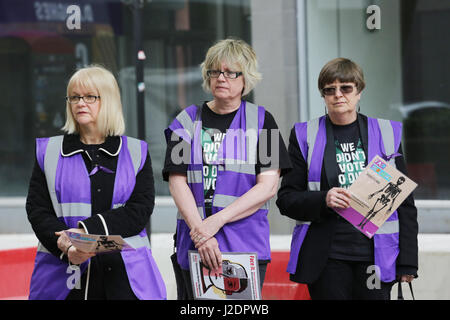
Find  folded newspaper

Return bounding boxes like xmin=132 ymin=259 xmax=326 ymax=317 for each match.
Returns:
xmin=335 ymin=155 xmax=417 ymax=238
xmin=189 ymin=251 xmax=261 ymax=300
xmin=64 ymin=231 xmax=136 ymax=253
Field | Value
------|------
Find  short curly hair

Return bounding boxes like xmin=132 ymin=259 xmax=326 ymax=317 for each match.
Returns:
xmin=201 ymin=38 xmax=262 ymax=97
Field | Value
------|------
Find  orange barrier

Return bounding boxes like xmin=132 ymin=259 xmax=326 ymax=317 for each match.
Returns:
xmin=262 ymin=251 xmax=310 ymax=300
xmin=0 ymin=247 xmax=36 ymax=300
xmin=0 ymin=247 xmax=309 ymax=300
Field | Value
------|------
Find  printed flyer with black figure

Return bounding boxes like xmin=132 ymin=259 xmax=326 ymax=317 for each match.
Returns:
xmin=335 ymin=155 xmax=417 ymax=238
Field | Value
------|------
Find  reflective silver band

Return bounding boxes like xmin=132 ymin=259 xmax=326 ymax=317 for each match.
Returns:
xmin=56 ymin=203 xmax=92 ymax=219
xmin=176 ymin=110 xmax=194 ymax=140
xmin=37 ymin=242 xmax=51 ymax=254
xmin=300 ymin=118 xmax=320 ymax=225
xmin=177 ymin=206 xmax=204 ymax=220
xmin=44 ymin=136 xmax=64 ymax=215
xmin=308 ymin=181 xmax=321 ymax=192
xmin=377 ymin=119 xmax=397 ymax=167
xmin=213 ymin=194 xmax=238 ymax=208
xmin=245 ymin=102 xmax=259 ymax=166
xmin=187 ymin=169 xmax=203 ymax=184
xmin=126 ymin=136 xmax=142 ymax=175
xmin=375 ymin=219 xmax=399 ymax=234
xmin=124 ymin=234 xmax=151 ymax=249
xmin=212 ymin=193 xmax=269 ymax=211
xmin=220 ymin=163 xmax=255 ymax=175
xmin=306 ymin=117 xmax=320 ymax=173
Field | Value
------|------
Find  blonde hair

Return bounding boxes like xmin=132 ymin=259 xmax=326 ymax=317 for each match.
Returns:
xmin=62 ymin=65 xmax=125 ymax=136
xmin=201 ymin=38 xmax=262 ymax=97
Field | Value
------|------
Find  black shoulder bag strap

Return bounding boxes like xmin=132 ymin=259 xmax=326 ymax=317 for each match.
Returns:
xmin=397 ymin=281 xmax=415 ymax=300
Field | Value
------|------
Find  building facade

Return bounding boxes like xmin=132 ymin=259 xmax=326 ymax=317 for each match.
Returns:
xmin=0 ymin=0 xmax=449 ymax=234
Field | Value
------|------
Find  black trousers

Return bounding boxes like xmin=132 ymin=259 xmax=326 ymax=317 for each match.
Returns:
xmin=307 ymin=259 xmax=393 ymax=300
xmin=177 ymin=261 xmax=268 ymax=300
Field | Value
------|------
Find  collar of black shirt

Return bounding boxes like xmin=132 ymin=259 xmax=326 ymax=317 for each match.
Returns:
xmin=61 ymin=134 xmax=122 ymax=157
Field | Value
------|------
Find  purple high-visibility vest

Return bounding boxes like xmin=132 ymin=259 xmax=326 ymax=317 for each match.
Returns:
xmin=165 ymin=100 xmax=270 ymax=270
xmin=287 ymin=116 xmax=402 ymax=282
xmin=29 ymin=135 xmax=166 ymax=300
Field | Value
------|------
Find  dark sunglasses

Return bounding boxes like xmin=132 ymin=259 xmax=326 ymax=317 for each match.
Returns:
xmin=322 ymin=85 xmax=355 ymax=96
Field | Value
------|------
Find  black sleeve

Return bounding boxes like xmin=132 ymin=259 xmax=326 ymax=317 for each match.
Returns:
xmin=162 ymin=134 xmax=189 ymax=181
xmin=26 ymin=158 xmax=68 ymax=257
xmin=276 ymin=127 xmax=329 ymax=222
xmin=81 ymin=151 xmax=155 ymax=237
xmin=395 ymin=143 xmax=419 ymax=277
xmin=256 ymin=111 xmax=292 ymax=176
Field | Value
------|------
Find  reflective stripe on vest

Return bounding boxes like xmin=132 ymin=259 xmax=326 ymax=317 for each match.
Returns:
xmin=127 ymin=136 xmax=143 ymax=175
xmin=30 ymin=136 xmax=167 ymax=301
xmin=288 ymin=116 xmax=402 ymax=282
xmin=44 ymin=136 xmax=69 ymax=219
xmin=374 ymin=119 xmax=399 ymax=235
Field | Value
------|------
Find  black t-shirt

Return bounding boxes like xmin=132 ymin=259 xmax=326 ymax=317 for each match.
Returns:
xmin=163 ymin=102 xmax=291 ymax=217
xmin=328 ymin=120 xmax=374 ymax=261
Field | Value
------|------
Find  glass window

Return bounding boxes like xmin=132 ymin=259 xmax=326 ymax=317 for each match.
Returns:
xmin=0 ymin=0 xmax=251 ymax=196
xmin=304 ymin=0 xmax=449 ymax=200
xmin=400 ymin=1 xmax=450 ymax=199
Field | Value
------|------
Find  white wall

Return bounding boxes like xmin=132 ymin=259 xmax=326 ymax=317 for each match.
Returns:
xmin=251 ymin=0 xmax=299 ymax=234
xmin=306 ymin=0 xmax=404 ymax=121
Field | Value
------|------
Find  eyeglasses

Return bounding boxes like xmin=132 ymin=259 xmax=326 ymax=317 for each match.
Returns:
xmin=66 ymin=95 xmax=101 ymax=104
xmin=207 ymin=70 xmax=243 ymax=79
xmin=321 ymin=85 xmax=355 ymax=96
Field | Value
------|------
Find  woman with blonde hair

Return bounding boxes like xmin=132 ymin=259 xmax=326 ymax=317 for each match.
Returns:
xmin=163 ymin=38 xmax=291 ymax=299
xmin=26 ymin=65 xmax=166 ymax=300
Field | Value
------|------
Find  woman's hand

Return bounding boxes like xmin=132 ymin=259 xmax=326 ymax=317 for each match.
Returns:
xmin=326 ymin=187 xmax=351 ymax=209
xmin=190 ymin=214 xmax=225 ymax=248
xmin=399 ymin=275 xmax=415 ymax=283
xmin=55 ymin=228 xmax=85 ymax=254
xmin=66 ymin=246 xmax=96 ymax=265
xmin=197 ymin=237 xmax=222 ymax=272
xmin=55 ymin=228 xmax=95 ymax=264
xmin=55 ymin=230 xmax=72 ymax=254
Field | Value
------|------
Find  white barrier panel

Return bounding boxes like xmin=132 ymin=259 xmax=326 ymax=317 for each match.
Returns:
xmin=1 ymin=233 xmax=450 ymax=300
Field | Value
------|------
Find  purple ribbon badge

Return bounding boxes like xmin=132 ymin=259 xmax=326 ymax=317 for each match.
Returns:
xmin=89 ymin=165 xmax=115 ymax=176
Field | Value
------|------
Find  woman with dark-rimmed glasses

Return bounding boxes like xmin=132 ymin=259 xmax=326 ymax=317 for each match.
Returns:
xmin=163 ymin=38 xmax=291 ymax=299
xmin=277 ymin=57 xmax=418 ymax=300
